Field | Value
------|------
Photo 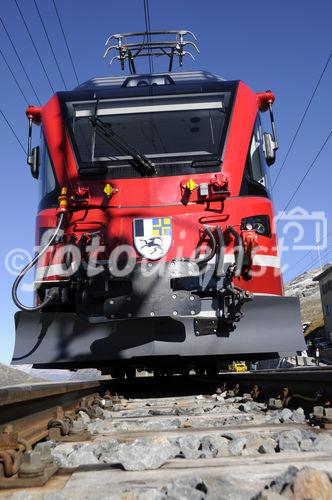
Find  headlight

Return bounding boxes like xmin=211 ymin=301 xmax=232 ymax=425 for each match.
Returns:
xmin=241 ymin=215 xmax=271 ymax=237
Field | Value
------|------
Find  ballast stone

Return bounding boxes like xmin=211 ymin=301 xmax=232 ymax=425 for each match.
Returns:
xmin=88 ymin=418 xmax=110 ymax=434
xmin=277 ymin=428 xmax=303 ymax=452
xmin=203 ymin=477 xmax=256 ymax=500
xmin=78 ymin=410 xmax=90 ymax=424
xmin=143 ymin=418 xmax=182 ymax=430
xmin=238 ymin=402 xmax=252 ymax=413
xmin=51 ymin=443 xmax=75 ymax=467
xmin=312 ymin=434 xmax=332 ymax=452
xmin=67 ymin=449 xmax=99 ymax=467
xmin=228 ymin=436 xmax=247 ymax=456
xmin=118 ymin=436 xmax=178 ymax=470
xmin=93 ymin=438 xmax=119 ymax=464
xmin=257 ymin=466 xmax=332 ymax=499
xmin=164 ymin=477 xmax=206 ymax=500
xmin=257 ymin=465 xmax=299 ymax=497
xmin=291 ymin=407 xmax=306 ymax=423
xmin=200 ymin=435 xmax=229 ymax=458
xmin=239 ymin=401 xmax=265 ymax=413
xmin=176 ymin=435 xmax=201 ymax=459
xmin=66 ymin=443 xmax=99 ymax=467
xmin=279 ymin=408 xmax=293 ymax=422
xmin=300 ymin=439 xmax=314 ymax=452
xmin=266 ymin=406 xmax=306 ymax=425
xmin=258 ymin=438 xmax=277 ymax=455
xmin=289 ymin=468 xmax=332 ymax=500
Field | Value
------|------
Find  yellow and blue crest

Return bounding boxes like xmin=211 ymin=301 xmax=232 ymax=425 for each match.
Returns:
xmin=133 ymin=217 xmax=172 ymax=260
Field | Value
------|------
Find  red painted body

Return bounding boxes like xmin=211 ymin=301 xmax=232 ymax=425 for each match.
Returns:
xmin=34 ymin=81 xmax=282 ymax=296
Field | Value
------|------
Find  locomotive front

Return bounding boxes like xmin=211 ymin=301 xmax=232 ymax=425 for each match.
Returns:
xmin=12 ymin=37 xmax=306 ymax=373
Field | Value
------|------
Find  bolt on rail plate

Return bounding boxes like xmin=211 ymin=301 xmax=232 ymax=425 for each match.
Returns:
xmin=0 ymin=464 xmax=58 ymax=489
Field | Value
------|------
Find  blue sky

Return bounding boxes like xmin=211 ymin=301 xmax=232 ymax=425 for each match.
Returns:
xmin=1 ymin=0 xmax=331 ymax=364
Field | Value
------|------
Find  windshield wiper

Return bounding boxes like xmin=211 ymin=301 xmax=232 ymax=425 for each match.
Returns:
xmin=89 ymin=117 xmax=156 ymax=176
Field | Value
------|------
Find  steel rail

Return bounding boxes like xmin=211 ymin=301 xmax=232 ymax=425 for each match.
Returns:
xmin=0 ymin=380 xmax=102 ymax=407
xmin=0 ymin=380 xmax=110 ymax=488
xmin=1 ymin=366 xmax=331 ymax=444
xmin=213 ymin=366 xmax=332 ymax=399
xmin=0 ymin=380 xmax=104 ymax=446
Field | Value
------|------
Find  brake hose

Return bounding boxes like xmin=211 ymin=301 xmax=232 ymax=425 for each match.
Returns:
xmin=215 ymin=226 xmax=225 ymax=278
xmin=12 ymin=213 xmax=65 ymax=311
xmin=194 ymin=227 xmax=216 ymax=265
xmin=227 ymin=225 xmax=244 ymax=277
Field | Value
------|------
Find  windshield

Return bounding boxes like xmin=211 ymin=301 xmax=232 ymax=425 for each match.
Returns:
xmin=66 ymin=92 xmax=232 ymax=177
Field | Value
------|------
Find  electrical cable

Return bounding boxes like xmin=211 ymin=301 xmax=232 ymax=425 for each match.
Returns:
xmin=272 ymin=51 xmax=332 ymax=190
xmin=12 ymin=213 xmax=65 ymax=311
xmin=52 ymin=0 xmax=79 ymax=85
xmin=0 ymin=48 xmax=29 ymax=105
xmin=296 ymin=245 xmax=332 ymax=278
xmin=33 ymin=0 xmax=68 ymax=90
xmin=0 ymin=16 xmax=41 ymax=104
xmin=146 ymin=0 xmax=154 ymax=72
xmin=283 ymin=240 xmax=332 ymax=281
xmin=0 ymin=109 xmax=26 ymax=154
xmin=143 ymin=0 xmax=153 ymax=73
xmin=278 ymin=127 xmax=332 ymax=219
xmin=283 ymin=228 xmax=332 ymax=275
xmin=14 ymin=0 xmax=56 ymax=94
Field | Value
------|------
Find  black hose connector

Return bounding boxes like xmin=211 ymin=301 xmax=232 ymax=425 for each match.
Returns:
xmin=12 ymin=213 xmax=65 ymax=312
xmin=194 ymin=227 xmax=216 ymax=265
xmin=215 ymin=226 xmax=225 ymax=278
xmin=227 ymin=225 xmax=244 ymax=277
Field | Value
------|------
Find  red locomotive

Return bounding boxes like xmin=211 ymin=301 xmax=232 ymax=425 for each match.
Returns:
xmin=12 ymin=31 xmax=305 ymax=375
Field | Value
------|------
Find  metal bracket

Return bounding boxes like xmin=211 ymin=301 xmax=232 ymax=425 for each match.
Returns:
xmin=312 ymin=407 xmax=332 ymax=429
xmin=194 ymin=318 xmax=219 ymax=336
xmin=48 ymin=427 xmax=91 ymax=442
xmin=0 ymin=464 xmax=57 ymax=489
xmin=105 ymin=290 xmax=201 ymax=319
xmin=0 ymin=444 xmax=57 ymax=489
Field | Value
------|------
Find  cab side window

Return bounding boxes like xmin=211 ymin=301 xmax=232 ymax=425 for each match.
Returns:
xmin=38 ymin=131 xmax=59 ymax=209
xmin=240 ymin=118 xmax=271 ymax=198
xmin=250 ymin=122 xmax=265 ymax=186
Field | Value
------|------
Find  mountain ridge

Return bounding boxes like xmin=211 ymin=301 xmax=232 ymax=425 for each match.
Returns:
xmin=284 ymin=264 xmax=328 ymax=333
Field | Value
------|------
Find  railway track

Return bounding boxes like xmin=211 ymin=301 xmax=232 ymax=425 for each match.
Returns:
xmin=0 ymin=368 xmax=332 ymax=499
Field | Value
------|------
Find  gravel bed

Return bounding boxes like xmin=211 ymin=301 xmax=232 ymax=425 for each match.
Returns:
xmin=10 ymin=466 xmax=332 ymax=499
xmin=0 ymin=363 xmax=45 ymax=387
xmin=50 ymin=423 xmax=331 ymax=470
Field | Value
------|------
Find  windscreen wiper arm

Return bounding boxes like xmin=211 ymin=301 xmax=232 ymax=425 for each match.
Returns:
xmin=90 ymin=117 xmax=156 ymax=176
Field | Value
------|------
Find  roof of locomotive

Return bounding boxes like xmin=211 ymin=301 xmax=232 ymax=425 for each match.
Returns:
xmin=75 ymin=70 xmax=226 ymax=91
xmin=56 ymin=70 xmax=239 ymax=103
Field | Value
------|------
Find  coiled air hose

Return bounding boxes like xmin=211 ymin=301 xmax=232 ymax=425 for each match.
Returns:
xmin=227 ymin=225 xmax=244 ymax=277
xmin=194 ymin=227 xmax=216 ymax=265
xmin=12 ymin=213 xmax=65 ymax=311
